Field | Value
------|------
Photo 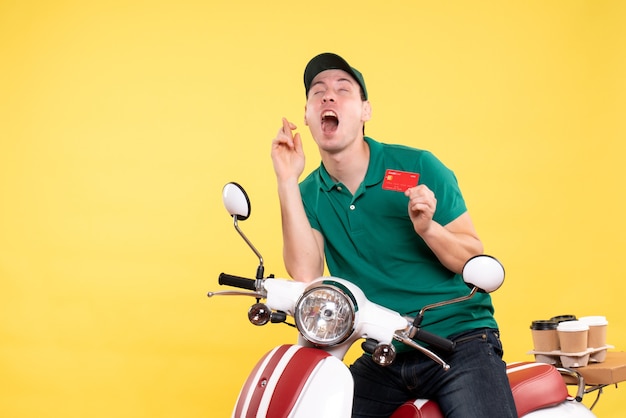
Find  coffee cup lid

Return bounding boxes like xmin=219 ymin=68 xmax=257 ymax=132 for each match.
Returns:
xmin=550 ymin=314 xmax=577 ymax=323
xmin=578 ymin=316 xmax=608 ymax=326
xmin=557 ymin=320 xmax=589 ymax=332
xmin=530 ymin=320 xmax=557 ymax=330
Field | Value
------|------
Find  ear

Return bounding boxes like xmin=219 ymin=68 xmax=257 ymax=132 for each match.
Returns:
xmin=304 ymin=104 xmax=309 ymax=126
xmin=361 ymin=100 xmax=372 ymax=123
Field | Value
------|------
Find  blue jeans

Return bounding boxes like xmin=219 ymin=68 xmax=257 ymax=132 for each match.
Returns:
xmin=349 ymin=328 xmax=518 ymax=418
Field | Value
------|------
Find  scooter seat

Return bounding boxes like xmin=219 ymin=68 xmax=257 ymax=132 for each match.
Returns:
xmin=389 ymin=398 xmax=444 ymax=418
xmin=506 ymin=362 xmax=570 ymax=416
xmin=390 ymin=362 xmax=569 ymax=418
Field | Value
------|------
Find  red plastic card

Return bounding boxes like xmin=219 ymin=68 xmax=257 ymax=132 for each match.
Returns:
xmin=382 ymin=169 xmax=420 ymax=192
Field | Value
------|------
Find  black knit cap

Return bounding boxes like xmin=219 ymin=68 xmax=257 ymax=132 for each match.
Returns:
xmin=303 ymin=52 xmax=368 ymax=100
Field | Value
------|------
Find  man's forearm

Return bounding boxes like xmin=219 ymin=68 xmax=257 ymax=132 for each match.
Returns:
xmin=419 ymin=213 xmax=484 ymax=274
xmin=278 ymin=180 xmax=324 ymax=281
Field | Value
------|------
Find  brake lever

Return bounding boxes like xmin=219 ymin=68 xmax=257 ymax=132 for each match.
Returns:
xmin=207 ymin=290 xmax=264 ymax=298
xmin=394 ymin=332 xmax=451 ymax=371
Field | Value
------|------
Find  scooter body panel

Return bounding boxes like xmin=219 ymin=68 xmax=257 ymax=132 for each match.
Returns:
xmin=523 ymin=401 xmax=597 ymax=417
xmin=233 ymin=344 xmax=353 ymax=418
xmin=391 ymin=399 xmax=597 ymax=418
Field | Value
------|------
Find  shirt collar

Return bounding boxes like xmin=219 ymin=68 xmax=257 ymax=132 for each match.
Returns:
xmin=317 ymin=137 xmax=385 ymax=191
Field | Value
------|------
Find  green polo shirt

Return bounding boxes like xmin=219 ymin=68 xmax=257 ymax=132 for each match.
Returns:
xmin=299 ymin=137 xmax=497 ymax=345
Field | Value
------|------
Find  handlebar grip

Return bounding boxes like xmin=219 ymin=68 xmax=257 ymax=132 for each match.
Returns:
xmin=413 ymin=329 xmax=456 ymax=353
xmin=218 ymin=273 xmax=257 ymax=291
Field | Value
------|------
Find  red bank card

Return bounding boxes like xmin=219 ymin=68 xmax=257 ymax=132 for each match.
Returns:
xmin=382 ymin=169 xmax=420 ymax=192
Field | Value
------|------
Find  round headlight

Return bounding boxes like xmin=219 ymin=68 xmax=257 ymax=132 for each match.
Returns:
xmin=294 ymin=284 xmax=355 ymax=346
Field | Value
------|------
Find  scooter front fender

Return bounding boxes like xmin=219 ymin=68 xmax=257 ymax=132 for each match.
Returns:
xmin=233 ymin=344 xmax=353 ymax=418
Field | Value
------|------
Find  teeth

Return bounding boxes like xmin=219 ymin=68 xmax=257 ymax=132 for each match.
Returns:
xmin=322 ymin=111 xmax=337 ymax=118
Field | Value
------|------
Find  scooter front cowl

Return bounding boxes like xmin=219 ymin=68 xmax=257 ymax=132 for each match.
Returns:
xmin=233 ymin=344 xmax=353 ymax=418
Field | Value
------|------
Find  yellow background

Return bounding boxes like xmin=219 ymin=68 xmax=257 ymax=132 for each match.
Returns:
xmin=1 ymin=1 xmax=624 ymax=416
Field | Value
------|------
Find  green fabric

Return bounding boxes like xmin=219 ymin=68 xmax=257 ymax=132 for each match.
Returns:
xmin=299 ymin=137 xmax=497 ymax=347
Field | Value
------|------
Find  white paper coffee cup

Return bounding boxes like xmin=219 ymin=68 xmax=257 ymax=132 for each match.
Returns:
xmin=578 ymin=316 xmax=608 ymax=348
xmin=557 ymin=320 xmax=589 ymax=353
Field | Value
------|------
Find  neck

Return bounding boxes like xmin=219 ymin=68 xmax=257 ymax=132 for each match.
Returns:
xmin=322 ymin=138 xmax=370 ymax=194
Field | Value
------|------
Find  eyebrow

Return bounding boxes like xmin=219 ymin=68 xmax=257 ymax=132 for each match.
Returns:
xmin=310 ymin=80 xmax=325 ymax=90
xmin=311 ymin=77 xmax=355 ymax=90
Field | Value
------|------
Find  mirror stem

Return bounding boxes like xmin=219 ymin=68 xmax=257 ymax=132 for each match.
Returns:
xmin=417 ymin=287 xmax=477 ymax=317
xmin=233 ymin=216 xmax=264 ymax=270
xmin=255 ymin=265 xmax=265 ymax=281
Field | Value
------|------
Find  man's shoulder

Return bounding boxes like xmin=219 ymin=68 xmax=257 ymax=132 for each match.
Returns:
xmin=369 ymin=138 xmax=437 ymax=168
xmin=300 ymin=168 xmax=320 ymax=185
xmin=299 ymin=169 xmax=322 ymax=196
xmin=368 ymin=136 xmax=430 ymax=156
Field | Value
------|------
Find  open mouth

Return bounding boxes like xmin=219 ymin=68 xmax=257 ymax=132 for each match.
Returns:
xmin=321 ymin=110 xmax=339 ymax=134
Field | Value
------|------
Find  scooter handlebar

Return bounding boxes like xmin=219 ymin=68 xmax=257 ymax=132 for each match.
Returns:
xmin=218 ymin=273 xmax=257 ymax=291
xmin=413 ymin=328 xmax=456 ymax=353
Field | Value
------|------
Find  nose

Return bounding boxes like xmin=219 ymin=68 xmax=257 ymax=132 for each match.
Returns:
xmin=322 ymin=91 xmax=335 ymax=103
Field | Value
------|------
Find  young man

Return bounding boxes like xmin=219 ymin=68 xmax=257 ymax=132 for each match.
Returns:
xmin=271 ymin=52 xmax=517 ymax=418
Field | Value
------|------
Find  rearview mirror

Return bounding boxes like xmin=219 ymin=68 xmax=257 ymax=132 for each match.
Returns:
xmin=462 ymin=255 xmax=505 ymax=293
xmin=222 ymin=182 xmax=250 ymax=221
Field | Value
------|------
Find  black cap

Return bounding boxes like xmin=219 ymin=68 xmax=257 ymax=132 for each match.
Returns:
xmin=303 ymin=53 xmax=368 ymax=100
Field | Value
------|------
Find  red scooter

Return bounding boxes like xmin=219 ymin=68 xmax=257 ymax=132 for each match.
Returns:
xmin=208 ymin=182 xmax=597 ymax=418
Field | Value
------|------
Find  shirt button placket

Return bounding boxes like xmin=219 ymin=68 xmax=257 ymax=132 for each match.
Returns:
xmin=347 ymin=202 xmax=362 ymax=233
